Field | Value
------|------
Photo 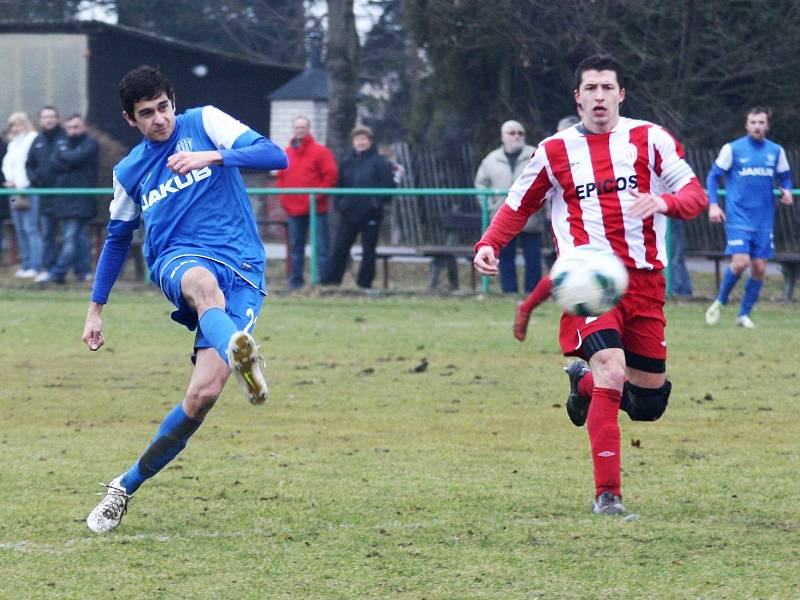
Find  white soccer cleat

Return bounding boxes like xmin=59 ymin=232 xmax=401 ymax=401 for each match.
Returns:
xmin=592 ymin=491 xmax=626 ymax=515
xmin=705 ymin=300 xmax=722 ymax=325
xmin=735 ymin=315 xmax=756 ymax=329
xmin=87 ymin=476 xmax=130 ymax=533
xmin=227 ymin=331 xmax=269 ymax=405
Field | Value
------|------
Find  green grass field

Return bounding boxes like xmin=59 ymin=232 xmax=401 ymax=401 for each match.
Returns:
xmin=1 ymin=287 xmax=798 ymax=599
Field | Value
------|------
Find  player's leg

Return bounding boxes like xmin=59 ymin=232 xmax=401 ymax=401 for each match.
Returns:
xmin=87 ymin=349 xmax=230 ymax=533
xmin=736 ymin=230 xmax=771 ymax=327
xmin=514 ymin=275 xmax=553 ymax=341
xmin=706 ymin=230 xmax=749 ymax=324
xmin=586 ymin=346 xmax=626 ymax=514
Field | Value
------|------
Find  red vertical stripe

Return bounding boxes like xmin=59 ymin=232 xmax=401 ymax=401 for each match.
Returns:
xmin=585 ymin=134 xmax=630 ymax=261
xmin=543 ymin=139 xmax=590 ymax=246
xmin=629 ymin=126 xmax=661 ymax=268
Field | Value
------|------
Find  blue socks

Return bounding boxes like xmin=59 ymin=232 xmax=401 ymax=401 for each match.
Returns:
xmin=717 ymin=267 xmax=742 ymax=305
xmin=198 ymin=307 xmax=238 ymax=363
xmin=739 ymin=277 xmax=763 ymax=317
xmin=120 ymin=403 xmax=202 ymax=494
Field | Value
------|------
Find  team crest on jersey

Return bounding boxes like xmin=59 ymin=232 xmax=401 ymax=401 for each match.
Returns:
xmin=625 ymin=143 xmax=638 ymax=164
xmin=176 ymin=137 xmax=193 ymax=153
xmin=766 ymin=153 xmax=776 ymax=166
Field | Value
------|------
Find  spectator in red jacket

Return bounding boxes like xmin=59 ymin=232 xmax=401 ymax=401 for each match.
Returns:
xmin=277 ymin=116 xmax=338 ymax=289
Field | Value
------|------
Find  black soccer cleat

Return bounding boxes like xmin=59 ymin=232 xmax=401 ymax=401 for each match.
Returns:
xmin=565 ymin=360 xmax=591 ymax=427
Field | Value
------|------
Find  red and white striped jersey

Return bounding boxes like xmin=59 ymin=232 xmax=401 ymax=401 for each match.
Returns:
xmin=478 ymin=117 xmax=706 ymax=270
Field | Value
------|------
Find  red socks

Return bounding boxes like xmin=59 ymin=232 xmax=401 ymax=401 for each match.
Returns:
xmin=577 ymin=369 xmax=594 ymax=400
xmin=520 ymin=276 xmax=553 ymax=314
xmin=586 ymin=387 xmax=622 ymax=497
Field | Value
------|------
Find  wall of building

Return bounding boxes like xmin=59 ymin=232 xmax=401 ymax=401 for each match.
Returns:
xmin=269 ymin=99 xmax=329 ymax=149
xmin=0 ymin=34 xmax=88 ymax=121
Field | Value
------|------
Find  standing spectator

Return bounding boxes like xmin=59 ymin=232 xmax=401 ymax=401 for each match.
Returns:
xmin=276 ymin=116 xmax=338 ymax=289
xmin=475 ymin=120 xmax=542 ymax=293
xmin=322 ymin=126 xmax=395 ymax=289
xmin=0 ymin=131 xmax=7 ymax=266
xmin=668 ymin=220 xmax=693 ymax=297
xmin=2 ymin=112 xmax=42 ymax=278
xmin=26 ymin=106 xmax=67 ymax=273
xmin=38 ymin=114 xmax=99 ymax=283
xmin=704 ymin=107 xmax=793 ymax=328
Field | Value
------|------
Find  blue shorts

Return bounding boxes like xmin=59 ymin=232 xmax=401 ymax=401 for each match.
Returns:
xmin=159 ymin=255 xmax=265 ymax=350
xmin=725 ymin=226 xmax=773 ymax=259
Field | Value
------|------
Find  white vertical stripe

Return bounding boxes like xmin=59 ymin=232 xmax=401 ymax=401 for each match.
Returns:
xmin=201 ymin=105 xmax=250 ymax=150
xmin=110 ymin=172 xmax=141 ymax=222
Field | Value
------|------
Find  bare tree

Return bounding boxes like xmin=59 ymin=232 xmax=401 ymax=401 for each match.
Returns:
xmin=325 ymin=0 xmax=360 ymax=160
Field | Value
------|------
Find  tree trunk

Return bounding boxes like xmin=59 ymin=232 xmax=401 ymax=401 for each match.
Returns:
xmin=326 ymin=0 xmax=360 ymax=161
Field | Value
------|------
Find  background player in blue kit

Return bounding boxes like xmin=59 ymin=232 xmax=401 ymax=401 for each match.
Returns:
xmin=83 ymin=66 xmax=288 ymax=533
xmin=705 ymin=107 xmax=793 ymax=328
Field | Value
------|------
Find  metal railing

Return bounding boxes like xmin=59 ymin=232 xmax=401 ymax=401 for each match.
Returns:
xmin=2 ymin=186 xmax=796 ymax=295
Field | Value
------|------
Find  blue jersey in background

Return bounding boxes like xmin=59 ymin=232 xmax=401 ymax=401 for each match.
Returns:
xmin=706 ymin=136 xmax=792 ymax=231
xmin=92 ymin=106 xmax=287 ymax=304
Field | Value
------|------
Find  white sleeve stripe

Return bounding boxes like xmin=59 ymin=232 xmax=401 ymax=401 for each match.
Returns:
xmin=777 ymin=147 xmax=790 ymax=173
xmin=110 ymin=173 xmax=141 ymax=222
xmin=661 ymin=159 xmax=694 ymax=192
xmin=202 ymin=105 xmax=249 ymax=150
xmin=715 ymin=144 xmax=733 ymax=170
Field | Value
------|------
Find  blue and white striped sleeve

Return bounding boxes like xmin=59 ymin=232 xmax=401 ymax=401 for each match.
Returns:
xmin=777 ymin=146 xmax=792 ymax=189
xmin=201 ymin=105 xmax=287 ymax=170
xmin=90 ymin=172 xmax=141 ymax=304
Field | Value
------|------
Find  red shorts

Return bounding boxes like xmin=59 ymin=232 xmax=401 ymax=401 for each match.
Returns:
xmin=558 ymin=269 xmax=667 ymax=360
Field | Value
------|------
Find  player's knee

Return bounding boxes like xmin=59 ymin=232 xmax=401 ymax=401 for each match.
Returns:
xmin=731 ymin=255 xmax=750 ymax=273
xmin=751 ymin=261 xmax=767 ymax=278
xmin=622 ymin=380 xmax=671 ymax=421
xmin=184 ymin=377 xmax=225 ymax=416
xmin=589 ymin=351 xmax=627 ymax=390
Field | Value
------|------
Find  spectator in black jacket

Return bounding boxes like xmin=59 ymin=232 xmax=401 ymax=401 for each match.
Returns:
xmin=26 ymin=106 xmax=67 ymax=274
xmin=37 ymin=114 xmax=99 ymax=284
xmin=322 ymin=126 xmax=396 ymax=288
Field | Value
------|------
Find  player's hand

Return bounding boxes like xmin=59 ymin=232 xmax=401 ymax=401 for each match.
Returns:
xmin=166 ymin=151 xmax=223 ymax=175
xmin=629 ymin=189 xmax=667 ymax=219
xmin=473 ymin=246 xmax=499 ymax=275
xmin=708 ymin=203 xmax=725 ymax=223
xmin=779 ymin=188 xmax=793 ymax=205
xmin=83 ymin=305 xmax=105 ymax=351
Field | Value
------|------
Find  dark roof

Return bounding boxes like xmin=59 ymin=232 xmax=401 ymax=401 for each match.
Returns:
xmin=269 ymin=67 xmax=330 ymax=101
xmin=0 ymin=20 xmax=302 ymax=70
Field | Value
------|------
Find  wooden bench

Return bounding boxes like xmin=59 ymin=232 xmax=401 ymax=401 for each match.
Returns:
xmin=685 ymin=203 xmax=800 ymax=299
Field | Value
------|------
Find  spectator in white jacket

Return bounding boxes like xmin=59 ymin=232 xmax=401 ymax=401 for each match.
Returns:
xmin=2 ymin=112 xmax=42 ymax=278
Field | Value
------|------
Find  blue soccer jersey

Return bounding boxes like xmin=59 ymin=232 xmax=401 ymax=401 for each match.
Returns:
xmin=706 ymin=136 xmax=792 ymax=231
xmin=92 ymin=106 xmax=287 ymax=304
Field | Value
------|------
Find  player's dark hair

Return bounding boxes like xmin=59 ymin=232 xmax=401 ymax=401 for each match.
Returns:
xmin=574 ymin=54 xmax=625 ymax=91
xmin=119 ymin=65 xmax=175 ymax=117
xmin=65 ymin=113 xmax=83 ymax=122
xmin=747 ymin=106 xmax=771 ymax=121
xmin=38 ymin=105 xmax=59 ymax=117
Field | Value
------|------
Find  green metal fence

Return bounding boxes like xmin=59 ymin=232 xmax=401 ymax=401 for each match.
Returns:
xmin=2 ymin=186 xmax=795 ymax=295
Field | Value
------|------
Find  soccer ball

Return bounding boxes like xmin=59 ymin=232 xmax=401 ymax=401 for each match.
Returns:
xmin=550 ymin=246 xmax=628 ymax=316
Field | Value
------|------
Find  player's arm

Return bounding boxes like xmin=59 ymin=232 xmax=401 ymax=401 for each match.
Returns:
xmin=776 ymin=147 xmax=793 ymax=205
xmin=83 ymin=172 xmax=141 ymax=351
xmin=474 ymin=147 xmax=552 ymax=274
xmin=706 ymin=143 xmax=733 ymax=222
xmin=631 ymin=127 xmax=708 ymax=220
xmin=319 ymin=147 xmax=339 ymax=188
xmin=167 ymin=106 xmax=287 ymax=175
